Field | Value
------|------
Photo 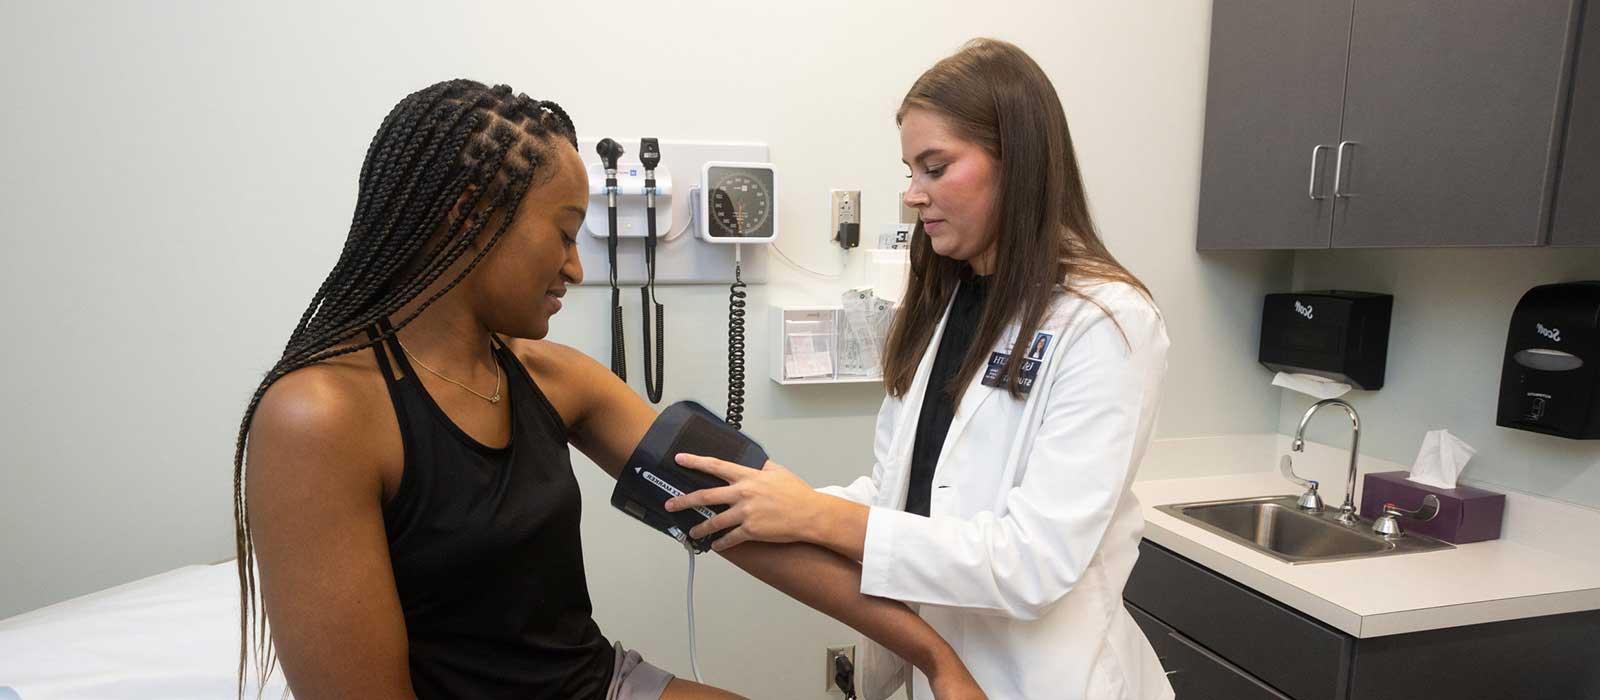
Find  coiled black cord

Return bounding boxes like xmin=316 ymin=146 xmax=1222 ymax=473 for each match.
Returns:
xmin=611 ymin=284 xmax=626 ymax=380
xmin=725 ymin=261 xmax=747 ymax=429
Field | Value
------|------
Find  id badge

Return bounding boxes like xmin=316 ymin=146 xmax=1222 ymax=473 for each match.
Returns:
xmin=980 ymin=331 xmax=1055 ymax=394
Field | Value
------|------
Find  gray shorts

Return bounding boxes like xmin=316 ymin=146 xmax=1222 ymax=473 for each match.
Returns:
xmin=606 ymin=641 xmax=675 ymax=700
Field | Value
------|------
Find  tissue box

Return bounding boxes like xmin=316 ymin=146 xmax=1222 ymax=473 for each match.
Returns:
xmin=1358 ymin=471 xmax=1505 ymax=543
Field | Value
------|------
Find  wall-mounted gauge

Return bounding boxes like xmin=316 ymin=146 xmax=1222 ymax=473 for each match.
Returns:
xmin=698 ymin=162 xmax=777 ymax=244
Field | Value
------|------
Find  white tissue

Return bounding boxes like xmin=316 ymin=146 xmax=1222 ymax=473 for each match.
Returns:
xmin=1408 ymin=429 xmax=1476 ymax=490
xmin=1271 ymin=371 xmax=1352 ymax=400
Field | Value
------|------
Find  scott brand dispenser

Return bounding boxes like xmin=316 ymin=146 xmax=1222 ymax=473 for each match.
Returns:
xmin=1498 ymin=281 xmax=1600 ymax=439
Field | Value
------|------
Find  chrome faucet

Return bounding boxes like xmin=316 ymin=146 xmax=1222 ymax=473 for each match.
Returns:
xmin=1292 ymin=398 xmax=1362 ymax=526
xmin=1278 ymin=454 xmax=1325 ymax=512
xmin=1372 ymin=494 xmax=1441 ymax=538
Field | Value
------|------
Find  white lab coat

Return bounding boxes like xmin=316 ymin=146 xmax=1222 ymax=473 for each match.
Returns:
xmin=821 ymin=279 xmax=1175 ymax=700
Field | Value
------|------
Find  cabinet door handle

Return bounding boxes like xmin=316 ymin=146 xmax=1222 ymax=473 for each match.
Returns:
xmin=1333 ymin=140 xmax=1360 ymax=198
xmin=1308 ymin=144 xmax=1332 ymax=200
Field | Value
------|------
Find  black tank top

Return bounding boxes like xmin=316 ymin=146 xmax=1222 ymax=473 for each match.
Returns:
xmin=365 ymin=321 xmax=614 ymax=699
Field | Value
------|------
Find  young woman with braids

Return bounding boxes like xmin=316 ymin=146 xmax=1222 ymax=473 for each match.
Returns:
xmin=235 ymin=80 xmax=984 ymax=700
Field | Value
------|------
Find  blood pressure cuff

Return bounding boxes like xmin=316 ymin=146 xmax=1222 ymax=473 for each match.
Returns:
xmin=610 ymin=401 xmax=767 ymax=553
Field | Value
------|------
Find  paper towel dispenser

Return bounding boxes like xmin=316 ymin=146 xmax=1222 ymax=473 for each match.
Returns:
xmin=1259 ymin=290 xmax=1392 ymax=390
xmin=1497 ymin=281 xmax=1600 ymax=439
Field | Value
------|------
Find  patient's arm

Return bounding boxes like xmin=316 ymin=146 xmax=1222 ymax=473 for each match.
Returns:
xmin=718 ymin=542 xmax=978 ymax=695
xmin=507 ymin=339 xmax=982 ymax=697
xmin=246 ymin=368 xmax=415 ymax=700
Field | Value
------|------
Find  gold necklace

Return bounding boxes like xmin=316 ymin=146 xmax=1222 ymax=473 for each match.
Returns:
xmin=395 ymin=335 xmax=503 ymax=404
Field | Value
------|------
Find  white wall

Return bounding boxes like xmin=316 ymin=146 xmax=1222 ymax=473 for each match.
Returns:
xmin=0 ymin=1 xmax=1290 ymax=695
xmin=1280 ymin=248 xmax=1600 ymax=509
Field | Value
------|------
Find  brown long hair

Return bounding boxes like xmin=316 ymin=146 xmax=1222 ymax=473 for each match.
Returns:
xmin=883 ymin=38 xmax=1149 ymax=401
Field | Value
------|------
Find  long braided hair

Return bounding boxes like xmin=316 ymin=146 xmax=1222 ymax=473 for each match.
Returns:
xmin=231 ymin=79 xmax=577 ymax=696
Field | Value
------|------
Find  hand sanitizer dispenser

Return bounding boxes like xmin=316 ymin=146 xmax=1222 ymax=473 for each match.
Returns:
xmin=1498 ymin=281 xmax=1600 ymax=439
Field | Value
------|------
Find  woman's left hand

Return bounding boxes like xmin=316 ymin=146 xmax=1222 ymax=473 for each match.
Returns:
xmin=664 ymin=454 xmax=827 ymax=552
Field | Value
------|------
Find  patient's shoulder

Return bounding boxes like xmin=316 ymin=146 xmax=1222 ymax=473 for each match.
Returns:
xmin=505 ymin=337 xmax=617 ymax=388
xmin=247 ymin=357 xmax=391 ymax=492
xmin=498 ymin=337 xmax=611 ymax=427
xmin=500 ymin=337 xmax=596 ymax=377
xmin=254 ymin=364 xmax=375 ymax=440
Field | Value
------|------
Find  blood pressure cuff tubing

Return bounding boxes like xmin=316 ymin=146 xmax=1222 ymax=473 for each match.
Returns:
xmin=610 ymin=401 xmax=767 ymax=553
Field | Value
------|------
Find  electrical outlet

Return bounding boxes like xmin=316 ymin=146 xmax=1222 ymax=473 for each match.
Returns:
xmin=830 ymin=190 xmax=861 ymax=249
xmin=825 ymin=644 xmax=856 ymax=693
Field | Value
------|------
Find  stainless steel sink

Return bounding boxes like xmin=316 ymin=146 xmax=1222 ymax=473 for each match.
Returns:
xmin=1156 ymin=495 xmax=1454 ymax=565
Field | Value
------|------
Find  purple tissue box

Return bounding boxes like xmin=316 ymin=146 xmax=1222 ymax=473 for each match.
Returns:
xmin=1358 ymin=471 xmax=1505 ymax=544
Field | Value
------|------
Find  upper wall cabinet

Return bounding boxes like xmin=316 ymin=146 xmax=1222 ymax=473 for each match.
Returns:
xmin=1197 ymin=0 xmax=1588 ymax=250
xmin=1552 ymin=1 xmax=1600 ymax=246
xmin=1195 ymin=0 xmax=1353 ymax=249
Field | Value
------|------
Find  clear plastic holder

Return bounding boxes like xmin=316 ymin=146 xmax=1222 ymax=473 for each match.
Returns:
xmin=780 ymin=309 xmax=838 ymax=381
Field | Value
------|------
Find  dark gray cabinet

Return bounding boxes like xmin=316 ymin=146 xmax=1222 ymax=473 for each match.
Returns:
xmin=1332 ymin=1 xmax=1578 ymax=247
xmin=1197 ymin=0 xmax=1590 ymax=249
xmin=1195 ymin=0 xmax=1352 ymax=250
xmin=1127 ymin=540 xmax=1600 ymax=700
xmin=1129 ymin=604 xmax=1291 ymax=700
xmin=1553 ymin=0 xmax=1600 ymax=246
xmin=1126 ymin=541 xmax=1350 ymax=700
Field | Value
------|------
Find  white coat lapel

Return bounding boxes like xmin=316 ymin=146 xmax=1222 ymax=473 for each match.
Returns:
xmin=937 ymin=366 xmax=1000 ymax=464
xmin=938 ymin=314 xmax=1048 ymax=463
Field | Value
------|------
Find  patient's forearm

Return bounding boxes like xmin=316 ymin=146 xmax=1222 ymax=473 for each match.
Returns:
xmin=719 ymin=540 xmax=961 ymax=680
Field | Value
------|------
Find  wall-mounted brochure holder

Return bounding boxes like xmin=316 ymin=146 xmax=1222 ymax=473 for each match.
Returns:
xmin=770 ymin=303 xmax=891 ymax=385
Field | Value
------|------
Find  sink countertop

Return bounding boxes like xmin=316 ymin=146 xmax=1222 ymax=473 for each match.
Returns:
xmin=1133 ymin=468 xmax=1600 ymax=637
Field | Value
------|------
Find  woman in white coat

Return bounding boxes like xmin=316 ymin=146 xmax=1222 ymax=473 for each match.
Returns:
xmin=667 ymin=39 xmax=1174 ymax=700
